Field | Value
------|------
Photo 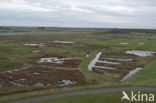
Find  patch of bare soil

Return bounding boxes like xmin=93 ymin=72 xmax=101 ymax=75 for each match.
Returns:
xmin=136 ymin=56 xmax=156 ymax=65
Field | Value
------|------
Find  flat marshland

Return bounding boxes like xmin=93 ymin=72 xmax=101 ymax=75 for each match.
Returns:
xmin=0 ymin=27 xmax=156 ymax=102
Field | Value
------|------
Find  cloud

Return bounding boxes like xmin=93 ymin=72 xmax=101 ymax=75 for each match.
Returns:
xmin=0 ymin=0 xmax=155 ymax=29
xmin=0 ymin=0 xmax=54 ymax=12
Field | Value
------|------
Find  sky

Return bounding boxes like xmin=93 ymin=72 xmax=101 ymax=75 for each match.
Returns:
xmin=0 ymin=0 xmax=156 ymax=29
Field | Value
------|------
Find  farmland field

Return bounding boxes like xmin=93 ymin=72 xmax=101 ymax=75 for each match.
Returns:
xmin=0 ymin=27 xmax=156 ymax=102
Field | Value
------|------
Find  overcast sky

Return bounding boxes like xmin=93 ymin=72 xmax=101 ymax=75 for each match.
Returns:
xmin=0 ymin=0 xmax=156 ymax=29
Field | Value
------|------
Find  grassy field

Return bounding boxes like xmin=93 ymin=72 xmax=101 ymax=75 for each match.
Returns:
xmin=85 ymin=39 xmax=156 ymax=51
xmin=0 ymin=28 xmax=156 ymax=100
xmin=38 ymin=91 xmax=156 ymax=103
xmin=128 ymin=59 xmax=156 ymax=84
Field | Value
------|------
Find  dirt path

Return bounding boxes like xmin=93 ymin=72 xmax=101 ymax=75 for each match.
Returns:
xmin=10 ymin=87 xmax=156 ymax=103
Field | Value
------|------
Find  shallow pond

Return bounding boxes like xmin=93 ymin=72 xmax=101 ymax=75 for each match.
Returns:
xmin=19 ymin=78 xmax=26 ymax=81
xmin=33 ymin=72 xmax=40 ymax=75
xmin=88 ymin=52 xmax=102 ymax=71
xmin=53 ymin=40 xmax=75 ymax=44
xmin=121 ymin=67 xmax=142 ymax=81
xmin=24 ymin=43 xmax=45 ymax=47
xmin=10 ymin=81 xmax=25 ymax=87
xmin=94 ymin=66 xmax=117 ymax=70
xmin=58 ymin=80 xmax=77 ymax=86
xmin=35 ymin=82 xmax=50 ymax=87
xmin=3 ymin=64 xmax=32 ymax=73
xmin=33 ymin=50 xmax=41 ymax=53
xmin=97 ymin=60 xmax=121 ymax=64
xmin=24 ymin=44 xmax=38 ymax=46
xmin=120 ymin=42 xmax=129 ymax=45
xmin=85 ymin=54 xmax=89 ymax=57
xmin=38 ymin=57 xmax=72 ymax=64
xmin=104 ymin=58 xmax=133 ymax=61
xmin=126 ymin=50 xmax=156 ymax=57
xmin=138 ymin=43 xmax=145 ymax=45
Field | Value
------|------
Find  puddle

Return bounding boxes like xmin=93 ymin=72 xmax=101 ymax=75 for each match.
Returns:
xmin=120 ymin=42 xmax=129 ymax=45
xmin=126 ymin=50 xmax=156 ymax=57
xmin=88 ymin=52 xmax=102 ymax=71
xmin=10 ymin=82 xmax=25 ymax=87
xmin=38 ymin=43 xmax=45 ymax=46
xmin=24 ymin=44 xmax=38 ymax=46
xmin=0 ymin=84 xmax=2 ymax=88
xmin=10 ymin=76 xmax=13 ymax=78
xmin=94 ymin=66 xmax=117 ymax=70
xmin=33 ymin=50 xmax=41 ymax=53
xmin=35 ymin=82 xmax=50 ymax=87
xmin=39 ymin=58 xmax=64 ymax=64
xmin=104 ymin=58 xmax=133 ymax=61
xmin=4 ymin=68 xmax=25 ymax=73
xmin=138 ymin=43 xmax=145 ymax=45
xmin=121 ymin=67 xmax=142 ymax=81
xmin=19 ymin=79 xmax=26 ymax=81
xmin=24 ymin=43 xmax=45 ymax=47
xmin=38 ymin=57 xmax=72 ymax=64
xmin=33 ymin=72 xmax=40 ymax=75
xmin=5 ymin=68 xmax=24 ymax=73
xmin=3 ymin=64 xmax=32 ymax=73
xmin=85 ymin=54 xmax=89 ymax=57
xmin=53 ymin=40 xmax=75 ymax=44
xmin=58 ymin=80 xmax=77 ymax=86
xmin=97 ymin=60 xmax=121 ymax=64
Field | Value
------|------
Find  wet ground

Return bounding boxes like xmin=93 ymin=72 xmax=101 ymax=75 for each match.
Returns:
xmin=0 ymin=54 xmax=85 ymax=94
xmin=0 ymin=66 xmax=85 ymax=94
xmin=0 ymin=47 xmax=155 ymax=94
xmin=89 ymin=50 xmax=156 ymax=81
xmin=0 ymin=29 xmax=156 ymax=96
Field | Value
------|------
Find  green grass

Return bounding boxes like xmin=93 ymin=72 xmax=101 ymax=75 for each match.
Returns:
xmin=0 ymin=43 xmax=39 ymax=71
xmin=85 ymin=39 xmax=156 ymax=51
xmin=79 ymin=51 xmax=116 ymax=83
xmin=38 ymin=92 xmax=156 ymax=103
xmin=0 ymin=31 xmax=156 ymax=92
xmin=127 ymin=59 xmax=156 ymax=84
xmin=128 ymin=32 xmax=156 ymax=36
xmin=0 ymin=29 xmax=156 ymax=100
xmin=44 ymin=46 xmax=86 ymax=57
xmin=0 ymin=41 xmax=86 ymax=72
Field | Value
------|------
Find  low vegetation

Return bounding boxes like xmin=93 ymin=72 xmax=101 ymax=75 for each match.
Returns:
xmin=38 ymin=91 xmax=156 ymax=103
xmin=0 ymin=27 xmax=156 ymax=102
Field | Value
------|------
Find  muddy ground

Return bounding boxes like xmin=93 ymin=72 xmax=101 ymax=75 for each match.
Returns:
xmin=0 ymin=67 xmax=85 ymax=95
xmin=0 ymin=29 xmax=156 ymax=96
xmin=92 ymin=52 xmax=156 ymax=81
